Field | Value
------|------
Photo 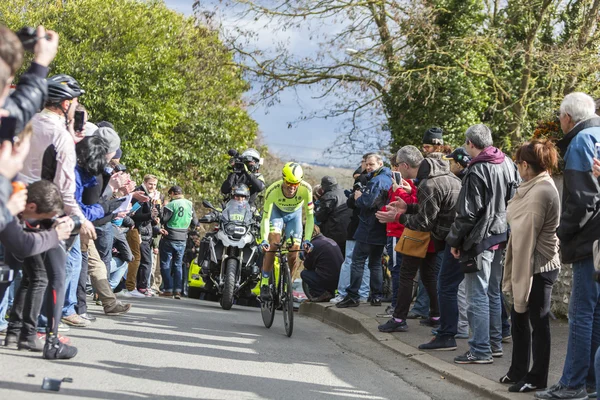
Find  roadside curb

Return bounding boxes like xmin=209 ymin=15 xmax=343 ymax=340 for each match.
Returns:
xmin=299 ymin=302 xmax=529 ymax=400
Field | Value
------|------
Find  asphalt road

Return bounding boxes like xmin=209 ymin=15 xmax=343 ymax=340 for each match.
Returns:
xmin=0 ymin=297 xmax=483 ymax=400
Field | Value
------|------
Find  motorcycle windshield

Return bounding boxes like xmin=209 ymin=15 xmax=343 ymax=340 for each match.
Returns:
xmin=222 ymin=199 xmax=252 ymax=225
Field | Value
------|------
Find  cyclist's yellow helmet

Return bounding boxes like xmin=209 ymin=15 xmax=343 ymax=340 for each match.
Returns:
xmin=282 ymin=162 xmax=303 ymax=184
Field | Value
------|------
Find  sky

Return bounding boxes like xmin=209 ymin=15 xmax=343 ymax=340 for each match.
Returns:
xmin=163 ymin=0 xmax=356 ymax=167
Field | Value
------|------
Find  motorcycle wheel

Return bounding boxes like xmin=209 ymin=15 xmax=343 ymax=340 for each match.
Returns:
xmin=220 ymin=258 xmax=237 ymax=310
xmin=281 ymin=263 xmax=294 ymax=338
xmin=261 ymin=273 xmax=275 ymax=329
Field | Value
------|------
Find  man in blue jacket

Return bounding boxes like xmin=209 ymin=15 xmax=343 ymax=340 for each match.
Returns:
xmin=337 ymin=153 xmax=392 ymax=308
xmin=537 ymin=92 xmax=600 ymax=400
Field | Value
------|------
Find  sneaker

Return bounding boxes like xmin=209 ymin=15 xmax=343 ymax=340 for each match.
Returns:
xmin=159 ymin=291 xmax=174 ymax=298
xmin=419 ymin=317 xmax=440 ymax=328
xmin=378 ymin=318 xmax=408 ymax=333
xmin=36 ymin=333 xmax=71 ymax=345
xmin=138 ymin=288 xmax=154 ymax=297
xmin=4 ymin=333 xmax=18 ymax=348
xmin=58 ymin=323 xmax=70 ymax=333
xmin=407 ymin=312 xmax=427 ymax=319
xmin=499 ymin=374 xmax=517 ymax=384
xmin=588 ymin=388 xmax=597 ymax=399
xmin=127 ymin=289 xmax=146 ymax=298
xmin=18 ymin=334 xmax=44 ymax=352
xmin=535 ymin=383 xmax=588 ymax=399
xmin=418 ymin=335 xmax=457 ymax=351
xmin=336 ymin=296 xmax=360 ymax=308
xmin=509 ymin=381 xmax=538 ymax=393
xmin=455 ymin=332 xmax=469 ymax=339
xmin=117 ymin=290 xmax=133 ymax=298
xmin=61 ymin=314 xmax=91 ymax=328
xmin=377 ymin=305 xmax=395 ymax=318
xmin=330 ymin=294 xmax=345 ymax=304
xmin=492 ymin=347 xmax=503 ymax=358
xmin=370 ymin=297 xmax=382 ymax=306
xmin=104 ymin=302 xmax=132 ymax=316
xmin=454 ymin=351 xmax=493 ymax=364
xmin=78 ymin=313 xmax=96 ymax=322
xmin=43 ymin=336 xmax=77 ymax=360
xmin=174 ymin=292 xmax=181 ymax=300
xmin=502 ymin=334 xmax=512 ymax=343
xmin=260 ymin=285 xmax=272 ymax=302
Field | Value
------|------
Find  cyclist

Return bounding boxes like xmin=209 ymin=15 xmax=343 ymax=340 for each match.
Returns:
xmin=259 ymin=162 xmax=314 ymax=300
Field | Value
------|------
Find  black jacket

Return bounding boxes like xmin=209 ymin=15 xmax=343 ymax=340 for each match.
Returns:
xmin=346 ymin=172 xmax=369 ymax=240
xmin=131 ymin=185 xmax=156 ymax=242
xmin=2 ymin=63 xmax=48 ymax=134
xmin=302 ymin=234 xmax=343 ymax=285
xmin=556 ymin=117 xmax=600 ymax=263
xmin=399 ymin=158 xmax=462 ymax=243
xmin=220 ymin=171 xmax=265 ymax=206
xmin=81 ymin=172 xmax=125 ymax=226
xmin=446 ymin=147 xmax=519 ymax=256
xmin=315 ymin=178 xmax=351 ymax=248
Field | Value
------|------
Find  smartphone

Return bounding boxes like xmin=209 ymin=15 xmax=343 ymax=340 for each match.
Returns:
xmin=392 ymin=171 xmax=402 ymax=184
xmin=0 ymin=116 xmax=17 ymax=144
xmin=74 ymin=111 xmax=85 ymax=133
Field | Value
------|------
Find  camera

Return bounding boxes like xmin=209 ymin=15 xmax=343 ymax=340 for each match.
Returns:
xmin=25 ymin=215 xmax=82 ymax=236
xmin=227 ymin=149 xmax=245 ymax=173
xmin=353 ymin=182 xmax=364 ymax=192
xmin=114 ymin=164 xmax=127 ymax=173
xmin=15 ymin=27 xmax=50 ymax=52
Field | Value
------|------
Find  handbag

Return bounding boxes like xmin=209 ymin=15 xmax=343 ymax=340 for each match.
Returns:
xmin=395 ymin=228 xmax=430 ymax=258
xmin=459 ymin=255 xmax=481 ymax=273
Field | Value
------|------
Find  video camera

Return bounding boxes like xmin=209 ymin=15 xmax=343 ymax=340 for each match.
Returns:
xmin=228 ymin=149 xmax=246 ymax=174
xmin=15 ymin=27 xmax=50 ymax=52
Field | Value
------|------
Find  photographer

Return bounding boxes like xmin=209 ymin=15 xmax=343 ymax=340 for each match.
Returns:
xmin=4 ymin=180 xmax=77 ymax=359
xmin=221 ymin=148 xmax=265 ymax=206
xmin=0 ymin=25 xmax=58 ymax=134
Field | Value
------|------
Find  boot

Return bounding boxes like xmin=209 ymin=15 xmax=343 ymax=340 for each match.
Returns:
xmin=43 ymin=335 xmax=78 ymax=360
xmin=18 ymin=334 xmax=44 ymax=352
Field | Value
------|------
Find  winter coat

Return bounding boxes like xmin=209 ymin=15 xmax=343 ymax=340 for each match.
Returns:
xmin=399 ymin=159 xmax=462 ymax=243
xmin=302 ymin=233 xmax=343 ymax=286
xmin=556 ymin=117 xmax=600 ymax=263
xmin=354 ymin=167 xmax=393 ymax=245
xmin=446 ymin=147 xmax=520 ymax=256
xmin=346 ymin=172 xmax=369 ymax=240
xmin=131 ymin=184 xmax=156 ymax=242
xmin=315 ymin=177 xmax=351 ymax=248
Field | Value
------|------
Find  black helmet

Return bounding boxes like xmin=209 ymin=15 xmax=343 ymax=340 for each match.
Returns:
xmin=232 ymin=184 xmax=250 ymax=198
xmin=47 ymin=74 xmax=85 ymax=102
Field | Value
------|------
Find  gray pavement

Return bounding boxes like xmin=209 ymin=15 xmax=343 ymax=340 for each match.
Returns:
xmin=0 ymin=297 xmax=482 ymax=400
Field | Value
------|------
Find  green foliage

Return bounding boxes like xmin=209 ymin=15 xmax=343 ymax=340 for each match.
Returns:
xmin=0 ymin=0 xmax=257 ymax=203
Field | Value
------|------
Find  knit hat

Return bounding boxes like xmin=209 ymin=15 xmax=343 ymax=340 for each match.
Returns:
xmin=84 ymin=122 xmax=98 ymax=137
xmin=94 ymin=127 xmax=121 ymax=153
xmin=422 ymin=127 xmax=444 ymax=145
xmin=443 ymin=147 xmax=471 ymax=168
xmin=113 ymin=148 xmax=122 ymax=160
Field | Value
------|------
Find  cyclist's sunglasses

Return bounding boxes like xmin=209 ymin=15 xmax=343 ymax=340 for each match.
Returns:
xmin=284 ymin=180 xmax=300 ymax=187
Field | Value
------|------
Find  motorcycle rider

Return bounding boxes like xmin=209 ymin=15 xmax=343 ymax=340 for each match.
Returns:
xmin=259 ymin=162 xmax=314 ymax=301
xmin=220 ymin=148 xmax=265 ymax=206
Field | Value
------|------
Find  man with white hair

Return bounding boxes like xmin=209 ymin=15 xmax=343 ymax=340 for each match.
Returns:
xmin=536 ymin=92 xmax=600 ymax=400
xmin=445 ymin=124 xmax=519 ymax=365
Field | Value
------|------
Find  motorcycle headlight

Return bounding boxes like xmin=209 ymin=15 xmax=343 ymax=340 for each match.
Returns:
xmin=225 ymin=224 xmax=247 ymax=239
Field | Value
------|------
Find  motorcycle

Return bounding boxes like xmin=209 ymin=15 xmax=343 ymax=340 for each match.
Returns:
xmin=197 ymin=199 xmax=261 ymax=310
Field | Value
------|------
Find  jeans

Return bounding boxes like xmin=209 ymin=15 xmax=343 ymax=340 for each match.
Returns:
xmin=386 ymin=237 xmax=402 ymax=307
xmin=301 ymin=269 xmax=336 ymax=298
xmin=508 ymin=269 xmax=559 ymax=388
xmin=0 ymin=286 xmax=9 ymax=331
xmin=464 ymin=249 xmax=503 ymax=359
xmin=138 ymin=241 xmax=153 ymax=290
xmin=411 ymin=251 xmax=443 ymax=317
xmin=62 ymin=235 xmax=82 ymax=317
xmin=457 ymin=280 xmax=469 ymax=336
xmin=437 ymin=245 xmax=464 ymax=337
xmin=338 ymin=240 xmax=370 ymax=299
xmin=76 ymin=250 xmax=89 ymax=315
xmin=160 ymin=239 xmax=186 ymax=293
xmin=393 ymin=252 xmax=440 ymax=320
xmin=560 ymin=257 xmax=600 ymax=390
xmin=346 ymin=241 xmax=384 ymax=301
xmin=109 ymin=257 xmax=129 ymax=290
xmin=95 ymin=222 xmax=114 ymax=277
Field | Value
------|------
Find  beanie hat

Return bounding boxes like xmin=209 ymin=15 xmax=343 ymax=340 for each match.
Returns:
xmin=443 ymin=147 xmax=471 ymax=168
xmin=84 ymin=122 xmax=98 ymax=137
xmin=94 ymin=127 xmax=121 ymax=153
xmin=114 ymin=148 xmax=122 ymax=160
xmin=422 ymin=127 xmax=444 ymax=145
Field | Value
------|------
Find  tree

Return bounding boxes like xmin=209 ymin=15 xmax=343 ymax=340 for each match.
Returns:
xmin=206 ymin=0 xmax=600 ymax=153
xmin=0 ymin=0 xmax=257 ymax=201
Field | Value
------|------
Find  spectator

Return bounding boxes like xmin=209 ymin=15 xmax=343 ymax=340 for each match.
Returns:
xmin=422 ymin=127 xmax=453 ymax=155
xmin=536 ymin=92 xmax=600 ymax=400
xmin=336 ymin=154 xmax=392 ymax=308
xmin=376 ymin=146 xmax=461 ymax=333
xmin=0 ymin=25 xmax=58 ymax=134
xmin=159 ymin=185 xmax=197 ymax=299
xmin=314 ymin=176 xmax=351 ymax=254
xmin=499 ymin=140 xmax=561 ymax=393
xmin=446 ymin=124 xmax=519 ymax=365
xmin=301 ymin=226 xmax=343 ymax=302
xmin=330 ymin=153 xmax=373 ymax=304
xmin=125 ymin=174 xmax=159 ymax=297
xmin=221 ymin=148 xmax=265 ymax=206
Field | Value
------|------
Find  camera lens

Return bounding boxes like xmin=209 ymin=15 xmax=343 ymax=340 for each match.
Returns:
xmin=70 ymin=215 xmax=82 ymax=235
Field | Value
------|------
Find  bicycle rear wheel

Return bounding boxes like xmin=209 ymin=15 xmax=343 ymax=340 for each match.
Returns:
xmin=281 ymin=263 xmax=294 ymax=337
xmin=261 ymin=273 xmax=276 ymax=329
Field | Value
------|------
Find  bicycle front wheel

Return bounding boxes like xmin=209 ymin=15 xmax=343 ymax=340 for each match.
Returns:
xmin=261 ymin=273 xmax=275 ymax=329
xmin=281 ymin=263 xmax=294 ymax=337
